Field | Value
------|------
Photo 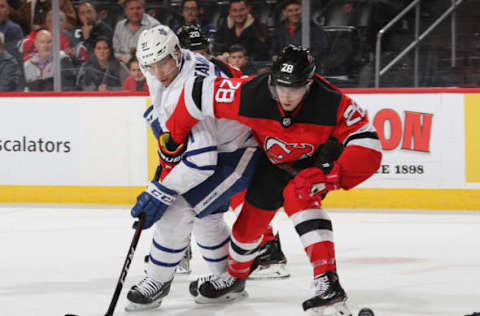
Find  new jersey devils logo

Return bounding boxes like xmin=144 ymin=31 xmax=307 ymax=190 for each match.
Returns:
xmin=264 ymin=137 xmax=315 ymax=164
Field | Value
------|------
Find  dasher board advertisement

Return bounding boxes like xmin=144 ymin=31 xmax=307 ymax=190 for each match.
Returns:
xmin=0 ymin=96 xmax=148 ymax=186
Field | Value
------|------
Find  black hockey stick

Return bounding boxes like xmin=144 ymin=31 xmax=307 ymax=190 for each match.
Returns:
xmin=104 ymin=213 xmax=146 ymax=316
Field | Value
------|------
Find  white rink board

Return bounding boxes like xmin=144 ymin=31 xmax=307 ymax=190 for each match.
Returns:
xmin=0 ymin=97 xmax=148 ymax=186
xmin=1 ymin=92 xmax=479 ymax=195
xmin=350 ymin=93 xmax=470 ymax=188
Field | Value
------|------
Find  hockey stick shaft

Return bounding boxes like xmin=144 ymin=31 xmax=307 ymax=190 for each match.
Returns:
xmin=104 ymin=213 xmax=145 ymax=316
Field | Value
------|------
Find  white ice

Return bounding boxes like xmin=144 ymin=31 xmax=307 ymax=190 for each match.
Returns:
xmin=1 ymin=205 xmax=479 ymax=316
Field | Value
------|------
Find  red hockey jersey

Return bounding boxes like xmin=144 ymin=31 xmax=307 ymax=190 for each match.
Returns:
xmin=167 ymin=73 xmax=382 ymax=189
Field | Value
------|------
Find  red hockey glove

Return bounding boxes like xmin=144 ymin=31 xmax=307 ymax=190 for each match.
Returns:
xmin=157 ymin=132 xmax=186 ymax=180
xmin=293 ymin=162 xmax=341 ymax=201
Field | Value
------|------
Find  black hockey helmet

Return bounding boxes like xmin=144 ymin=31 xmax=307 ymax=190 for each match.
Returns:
xmin=269 ymin=45 xmax=316 ymax=87
xmin=177 ymin=24 xmax=208 ymax=51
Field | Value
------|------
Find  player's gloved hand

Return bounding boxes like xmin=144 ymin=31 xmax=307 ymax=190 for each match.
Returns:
xmin=131 ymin=180 xmax=177 ymax=229
xmin=158 ymin=132 xmax=187 ymax=180
xmin=293 ymin=162 xmax=341 ymax=201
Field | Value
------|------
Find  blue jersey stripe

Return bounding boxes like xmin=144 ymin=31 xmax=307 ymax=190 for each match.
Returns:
xmin=152 ymin=180 xmax=178 ymax=195
xmin=185 ymin=146 xmax=218 ymax=157
xmin=197 ymin=236 xmax=230 ymax=250
xmin=143 ymin=105 xmax=154 ymax=118
xmin=152 ymin=239 xmax=187 ymax=253
xmin=202 ymin=254 xmax=228 ymax=262
xmin=151 ymin=120 xmax=162 ymax=139
xmin=149 ymin=255 xmax=182 ymax=267
xmin=183 ymin=158 xmax=216 ymax=171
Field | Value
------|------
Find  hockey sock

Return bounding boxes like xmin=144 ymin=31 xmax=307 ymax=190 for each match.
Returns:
xmin=283 ymin=182 xmax=337 ymax=276
xmin=228 ymin=201 xmax=277 ymax=278
xmin=261 ymin=225 xmax=275 ymax=246
xmin=193 ymin=213 xmax=231 ymax=276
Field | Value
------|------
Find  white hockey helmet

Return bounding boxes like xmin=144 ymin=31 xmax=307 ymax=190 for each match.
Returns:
xmin=136 ymin=25 xmax=181 ymax=72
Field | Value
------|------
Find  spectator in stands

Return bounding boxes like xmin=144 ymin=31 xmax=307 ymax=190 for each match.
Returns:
xmin=76 ymin=36 xmax=128 ymax=91
xmin=8 ymin=0 xmax=76 ymax=34
xmin=19 ymin=10 xmax=72 ymax=62
xmin=71 ymin=1 xmax=113 ymax=64
xmin=112 ymin=0 xmax=160 ymax=64
xmin=100 ymin=0 xmax=126 ymax=31
xmin=31 ymin=0 xmax=77 ymax=31
xmin=0 ymin=31 xmax=21 ymax=91
xmin=0 ymin=0 xmax=23 ymax=60
xmin=23 ymin=29 xmax=75 ymax=91
xmin=226 ymin=43 xmax=257 ymax=75
xmin=271 ymin=0 xmax=328 ymax=68
xmin=4 ymin=0 xmax=27 ymax=32
xmin=122 ymin=55 xmax=147 ymax=91
xmin=214 ymin=0 xmax=270 ymax=61
xmin=172 ymin=0 xmax=216 ymax=41
xmin=177 ymin=24 xmax=243 ymax=78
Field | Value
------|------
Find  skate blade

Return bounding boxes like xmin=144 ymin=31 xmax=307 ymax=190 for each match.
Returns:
xmin=248 ymin=263 xmax=290 ymax=280
xmin=124 ymin=299 xmax=163 ymax=312
xmin=194 ymin=291 xmax=248 ymax=304
xmin=308 ymin=301 xmax=352 ymax=316
xmin=175 ymin=266 xmax=192 ymax=275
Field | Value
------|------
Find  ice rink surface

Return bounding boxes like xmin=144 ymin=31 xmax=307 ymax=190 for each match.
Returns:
xmin=1 ymin=205 xmax=479 ymax=316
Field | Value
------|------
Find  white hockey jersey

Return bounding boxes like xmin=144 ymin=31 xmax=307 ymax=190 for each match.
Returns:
xmin=143 ymin=49 xmax=256 ymax=194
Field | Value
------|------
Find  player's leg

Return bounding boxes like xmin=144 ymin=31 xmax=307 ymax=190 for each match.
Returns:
xmin=142 ymin=165 xmax=192 ymax=275
xmin=190 ymin=210 xmax=248 ymax=303
xmin=125 ymin=197 xmax=195 ymax=312
xmin=175 ymin=242 xmax=192 ymax=274
xmin=283 ymin=182 xmax=352 ymax=315
xmin=228 ymin=153 xmax=290 ymax=279
xmin=191 ymin=153 xmax=291 ymax=301
xmin=248 ymin=227 xmax=290 ymax=279
xmin=192 ymin=211 xmax=230 ymax=276
xmin=230 ymin=190 xmax=290 ymax=280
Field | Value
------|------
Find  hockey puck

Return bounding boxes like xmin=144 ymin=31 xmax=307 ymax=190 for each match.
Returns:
xmin=358 ymin=307 xmax=374 ymax=316
xmin=64 ymin=314 xmax=79 ymax=316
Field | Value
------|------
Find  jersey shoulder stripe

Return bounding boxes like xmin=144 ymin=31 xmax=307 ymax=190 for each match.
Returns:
xmin=192 ymin=76 xmax=206 ymax=111
xmin=344 ymin=131 xmax=379 ymax=147
xmin=211 ymin=58 xmax=233 ymax=78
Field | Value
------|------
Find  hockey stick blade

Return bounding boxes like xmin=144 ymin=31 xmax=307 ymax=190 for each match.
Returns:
xmin=104 ymin=213 xmax=146 ymax=316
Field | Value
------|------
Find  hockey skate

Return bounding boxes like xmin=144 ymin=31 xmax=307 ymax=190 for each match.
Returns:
xmin=249 ymin=234 xmax=290 ymax=279
xmin=125 ymin=277 xmax=173 ymax=312
xmin=189 ymin=273 xmax=248 ymax=304
xmin=143 ymin=244 xmax=192 ymax=275
xmin=176 ymin=244 xmax=192 ymax=274
xmin=302 ymin=271 xmax=352 ymax=316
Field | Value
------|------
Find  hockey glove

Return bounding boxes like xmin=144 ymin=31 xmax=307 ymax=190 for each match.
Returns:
xmin=158 ymin=132 xmax=187 ymax=180
xmin=293 ymin=162 xmax=341 ymax=202
xmin=131 ymin=180 xmax=177 ymax=229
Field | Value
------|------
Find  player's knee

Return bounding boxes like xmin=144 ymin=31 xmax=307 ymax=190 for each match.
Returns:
xmin=232 ymin=215 xmax=263 ymax=242
xmin=154 ymin=214 xmax=194 ymax=239
xmin=193 ymin=214 xmax=230 ymax=243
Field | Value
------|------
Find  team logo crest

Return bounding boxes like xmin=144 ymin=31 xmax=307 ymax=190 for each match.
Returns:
xmin=264 ymin=137 xmax=315 ymax=164
xmin=281 ymin=117 xmax=292 ymax=128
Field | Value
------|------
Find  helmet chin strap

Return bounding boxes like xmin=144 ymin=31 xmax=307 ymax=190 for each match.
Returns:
xmin=171 ymin=46 xmax=182 ymax=68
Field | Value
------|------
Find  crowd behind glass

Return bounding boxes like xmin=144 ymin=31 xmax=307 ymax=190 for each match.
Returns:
xmin=0 ymin=0 xmax=478 ymax=92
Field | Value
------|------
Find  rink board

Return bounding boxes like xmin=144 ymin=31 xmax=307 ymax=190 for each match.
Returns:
xmin=0 ymin=89 xmax=479 ymax=209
